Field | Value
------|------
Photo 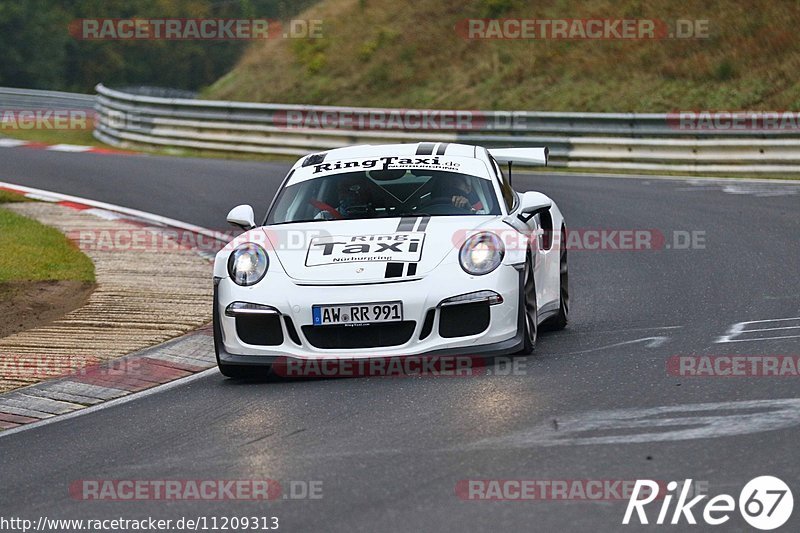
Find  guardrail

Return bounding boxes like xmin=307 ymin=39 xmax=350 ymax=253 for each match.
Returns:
xmin=5 ymin=86 xmax=800 ymax=173
xmin=0 ymin=87 xmax=95 ymax=111
xmin=93 ymin=84 xmax=800 ymax=173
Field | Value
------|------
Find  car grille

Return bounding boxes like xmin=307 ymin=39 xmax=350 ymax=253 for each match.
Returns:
xmin=302 ymin=321 xmax=416 ymax=349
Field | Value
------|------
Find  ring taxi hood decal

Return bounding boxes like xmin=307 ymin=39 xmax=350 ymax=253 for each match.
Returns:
xmin=259 ymin=216 xmax=496 ymax=284
xmin=306 ymin=232 xmax=425 ymax=267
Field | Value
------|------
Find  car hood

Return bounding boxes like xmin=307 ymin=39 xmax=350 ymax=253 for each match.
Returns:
xmin=261 ymin=216 xmax=497 ymax=284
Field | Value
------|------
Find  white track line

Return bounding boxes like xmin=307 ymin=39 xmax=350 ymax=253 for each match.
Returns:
xmin=46 ymin=144 xmax=94 ymax=152
xmin=0 ymin=139 xmax=29 ymax=147
xmin=0 ymin=180 xmax=229 ymax=242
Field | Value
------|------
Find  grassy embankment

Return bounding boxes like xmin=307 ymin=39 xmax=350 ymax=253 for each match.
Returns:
xmin=0 ymin=189 xmax=95 ymax=337
xmin=0 ymin=190 xmax=94 ymax=284
xmin=207 ymin=0 xmax=800 ymax=111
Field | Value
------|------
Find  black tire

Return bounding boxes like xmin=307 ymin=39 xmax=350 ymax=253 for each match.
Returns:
xmin=519 ymin=255 xmax=538 ymax=355
xmin=543 ymin=226 xmax=569 ymax=331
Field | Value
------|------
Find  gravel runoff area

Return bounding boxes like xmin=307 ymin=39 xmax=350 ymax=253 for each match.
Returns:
xmin=0 ymin=201 xmax=213 ymax=394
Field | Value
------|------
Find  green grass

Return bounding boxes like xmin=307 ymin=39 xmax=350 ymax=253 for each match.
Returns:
xmin=120 ymin=143 xmax=297 ymax=163
xmin=205 ymin=0 xmax=800 ymax=112
xmin=0 ymin=207 xmax=95 ymax=283
xmin=0 ymin=128 xmax=102 ymax=147
xmin=0 ymin=190 xmax=32 ymax=203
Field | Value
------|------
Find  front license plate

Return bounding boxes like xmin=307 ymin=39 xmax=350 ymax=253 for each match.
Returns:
xmin=312 ymin=301 xmax=403 ymax=325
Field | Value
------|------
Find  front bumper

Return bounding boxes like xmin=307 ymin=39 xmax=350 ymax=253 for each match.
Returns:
xmin=214 ymin=261 xmax=524 ymax=365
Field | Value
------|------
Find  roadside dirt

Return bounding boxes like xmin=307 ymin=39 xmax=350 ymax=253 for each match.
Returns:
xmin=0 ymin=281 xmax=95 ymax=339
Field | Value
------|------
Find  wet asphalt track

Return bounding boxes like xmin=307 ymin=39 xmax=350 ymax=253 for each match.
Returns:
xmin=1 ymin=148 xmax=799 ymax=531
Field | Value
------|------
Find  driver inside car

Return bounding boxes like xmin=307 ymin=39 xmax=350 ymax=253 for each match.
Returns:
xmin=311 ymin=176 xmax=374 ymax=219
xmin=434 ymin=174 xmax=482 ymax=211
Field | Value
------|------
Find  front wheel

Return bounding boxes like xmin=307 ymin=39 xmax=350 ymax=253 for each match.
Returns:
xmin=519 ymin=256 xmax=538 ymax=354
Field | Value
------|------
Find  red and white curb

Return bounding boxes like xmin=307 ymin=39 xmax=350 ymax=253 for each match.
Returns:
xmin=0 ymin=137 xmax=132 ymax=155
xmin=0 ymin=181 xmax=230 ymax=259
xmin=0 ymin=328 xmax=217 ymax=432
xmin=0 ymin=182 xmax=228 ymax=434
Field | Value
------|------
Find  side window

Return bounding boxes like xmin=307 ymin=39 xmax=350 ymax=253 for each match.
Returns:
xmin=490 ymin=156 xmax=516 ymax=212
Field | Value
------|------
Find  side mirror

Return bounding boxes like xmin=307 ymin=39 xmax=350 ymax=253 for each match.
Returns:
xmin=227 ymin=204 xmax=256 ymax=230
xmin=518 ymin=191 xmax=552 ymax=220
xmin=502 ymin=192 xmax=552 ymax=231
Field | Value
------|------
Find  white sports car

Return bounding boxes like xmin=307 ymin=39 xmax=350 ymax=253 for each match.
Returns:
xmin=213 ymin=142 xmax=568 ymax=377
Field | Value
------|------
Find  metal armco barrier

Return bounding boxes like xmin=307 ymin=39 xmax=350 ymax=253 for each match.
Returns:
xmin=0 ymin=87 xmax=95 ymax=111
xmin=5 ymin=86 xmax=800 ymax=173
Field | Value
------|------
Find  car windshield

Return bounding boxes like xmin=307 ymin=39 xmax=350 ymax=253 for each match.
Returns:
xmin=267 ymin=169 xmax=501 ymax=224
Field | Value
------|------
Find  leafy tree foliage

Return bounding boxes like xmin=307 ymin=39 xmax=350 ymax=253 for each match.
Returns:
xmin=0 ymin=0 xmax=315 ymax=92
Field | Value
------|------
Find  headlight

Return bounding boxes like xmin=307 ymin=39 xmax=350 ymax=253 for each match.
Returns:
xmin=459 ymin=232 xmax=504 ymax=276
xmin=227 ymin=243 xmax=269 ymax=286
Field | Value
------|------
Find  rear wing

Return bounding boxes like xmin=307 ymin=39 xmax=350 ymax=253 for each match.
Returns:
xmin=488 ymin=147 xmax=549 ymax=167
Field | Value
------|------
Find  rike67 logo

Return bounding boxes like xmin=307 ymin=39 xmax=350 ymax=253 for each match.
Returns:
xmin=623 ymin=477 xmax=793 ymax=530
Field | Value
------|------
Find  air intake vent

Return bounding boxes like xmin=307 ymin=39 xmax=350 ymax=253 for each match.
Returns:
xmin=419 ymin=309 xmax=435 ymax=340
xmin=439 ymin=302 xmax=490 ymax=338
xmin=236 ymin=314 xmax=284 ymax=346
xmin=284 ymin=316 xmax=302 ymax=346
